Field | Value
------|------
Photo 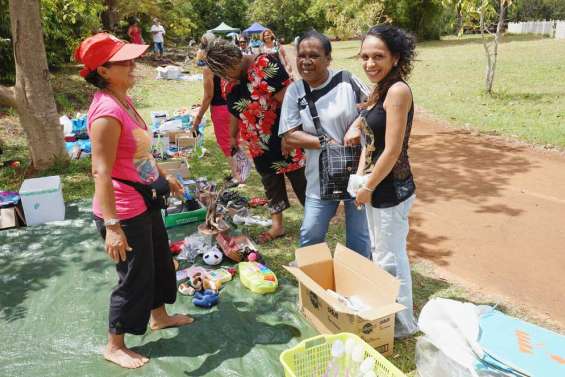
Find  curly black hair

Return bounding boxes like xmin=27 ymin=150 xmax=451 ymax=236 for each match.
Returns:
xmin=363 ymin=24 xmax=416 ymax=105
xmin=205 ymin=38 xmax=243 ymax=80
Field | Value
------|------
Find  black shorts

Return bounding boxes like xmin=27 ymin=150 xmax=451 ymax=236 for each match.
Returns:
xmin=94 ymin=210 xmax=176 ymax=335
xmin=260 ymin=167 xmax=306 ymax=214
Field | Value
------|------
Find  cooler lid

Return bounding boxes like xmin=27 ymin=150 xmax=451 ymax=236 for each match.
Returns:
xmin=19 ymin=176 xmax=61 ymax=196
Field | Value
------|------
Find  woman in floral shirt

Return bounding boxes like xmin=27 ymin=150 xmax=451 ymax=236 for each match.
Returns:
xmin=205 ymin=38 xmax=306 ymax=244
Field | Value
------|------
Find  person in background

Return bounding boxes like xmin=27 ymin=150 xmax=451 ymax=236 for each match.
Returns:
xmin=127 ymin=18 xmax=144 ymax=44
xmin=192 ymin=33 xmax=238 ymax=176
xmin=260 ymin=28 xmax=292 ymax=77
xmin=237 ymin=36 xmax=253 ymax=55
xmin=150 ymin=18 xmax=165 ymax=59
xmin=279 ymin=30 xmax=371 ymax=259
xmin=74 ymin=33 xmax=192 ymax=369
xmin=344 ymin=24 xmax=418 ymax=338
xmin=205 ymin=38 xmax=307 ymax=244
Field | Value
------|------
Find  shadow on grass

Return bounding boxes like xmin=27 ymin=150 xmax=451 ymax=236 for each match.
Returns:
xmin=490 ymin=91 xmax=565 ymax=102
xmin=419 ymin=33 xmax=548 ymax=49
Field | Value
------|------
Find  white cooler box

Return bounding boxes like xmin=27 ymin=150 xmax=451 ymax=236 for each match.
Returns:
xmin=19 ymin=176 xmax=65 ymax=225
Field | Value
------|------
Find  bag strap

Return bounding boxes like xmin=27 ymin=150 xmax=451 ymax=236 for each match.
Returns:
xmin=111 ymin=177 xmax=146 ymax=190
xmin=302 ymin=71 xmax=345 ymax=137
xmin=302 ymin=80 xmax=323 ymax=137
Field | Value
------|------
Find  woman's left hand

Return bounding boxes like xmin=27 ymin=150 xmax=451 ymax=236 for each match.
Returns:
xmin=355 ymin=187 xmax=372 ymax=207
xmin=166 ymin=175 xmax=184 ymax=198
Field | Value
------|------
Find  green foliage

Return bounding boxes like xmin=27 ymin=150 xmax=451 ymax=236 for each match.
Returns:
xmin=0 ymin=0 xmax=14 ymax=84
xmin=308 ymin=0 xmax=385 ymax=39
xmin=41 ymin=0 xmax=105 ymax=68
xmin=249 ymin=0 xmax=325 ymax=41
xmin=508 ymin=0 xmax=565 ymax=21
xmin=0 ymin=0 xmax=104 ymax=84
xmin=384 ymin=0 xmax=445 ymax=40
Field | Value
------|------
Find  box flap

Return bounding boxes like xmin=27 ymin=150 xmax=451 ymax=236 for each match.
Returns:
xmin=333 ymin=243 xmax=400 ymax=306
xmin=295 ymin=242 xmax=332 ymax=267
xmin=284 ymin=266 xmax=336 ymax=304
xmin=357 ymin=302 xmax=406 ymax=321
xmin=294 ymin=243 xmax=335 ymax=290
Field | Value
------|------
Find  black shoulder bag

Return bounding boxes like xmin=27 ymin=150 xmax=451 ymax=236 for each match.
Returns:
xmin=112 ymin=175 xmax=170 ymax=210
xmin=303 ymin=77 xmax=362 ymax=201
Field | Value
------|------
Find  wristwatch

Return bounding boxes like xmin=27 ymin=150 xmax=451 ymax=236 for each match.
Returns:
xmin=318 ymin=135 xmax=328 ymax=148
xmin=103 ymin=218 xmax=120 ymax=227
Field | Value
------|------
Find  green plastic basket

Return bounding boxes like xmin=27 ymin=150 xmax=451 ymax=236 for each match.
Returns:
xmin=280 ymin=333 xmax=406 ymax=377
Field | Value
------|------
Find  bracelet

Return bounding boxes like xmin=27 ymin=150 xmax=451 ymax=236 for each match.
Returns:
xmin=104 ymin=218 xmax=120 ymax=227
xmin=361 ymin=185 xmax=374 ymax=192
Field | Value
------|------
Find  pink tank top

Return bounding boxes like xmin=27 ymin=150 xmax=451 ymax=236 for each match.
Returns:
xmin=87 ymin=91 xmax=160 ymax=220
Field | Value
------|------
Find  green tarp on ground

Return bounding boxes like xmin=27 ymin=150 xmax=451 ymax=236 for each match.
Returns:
xmin=0 ymin=201 xmax=317 ymax=377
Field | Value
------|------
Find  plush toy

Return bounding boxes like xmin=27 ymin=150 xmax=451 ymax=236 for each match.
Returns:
xmin=193 ymin=289 xmax=219 ymax=308
xmin=202 ymin=246 xmax=223 ymax=266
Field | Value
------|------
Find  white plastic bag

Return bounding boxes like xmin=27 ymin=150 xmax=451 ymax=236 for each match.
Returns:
xmin=347 ymin=174 xmax=367 ymax=198
xmin=233 ymin=149 xmax=251 ymax=183
xmin=416 ymin=299 xmax=514 ymax=377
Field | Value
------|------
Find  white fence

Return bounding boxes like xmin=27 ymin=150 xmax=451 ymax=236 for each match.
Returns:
xmin=507 ymin=20 xmax=565 ymax=39
xmin=556 ymin=21 xmax=565 ymax=39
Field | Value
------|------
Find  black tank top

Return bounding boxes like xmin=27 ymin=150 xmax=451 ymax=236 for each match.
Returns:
xmin=361 ymin=81 xmax=415 ymax=208
xmin=211 ymin=75 xmax=226 ymax=106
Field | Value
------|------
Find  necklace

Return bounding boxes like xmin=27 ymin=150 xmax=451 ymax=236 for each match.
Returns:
xmin=104 ymin=89 xmax=147 ymax=129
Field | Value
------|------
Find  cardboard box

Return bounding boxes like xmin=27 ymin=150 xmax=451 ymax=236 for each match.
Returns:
xmin=158 ymin=160 xmax=190 ymax=179
xmin=176 ymin=134 xmax=197 ymax=149
xmin=284 ymin=243 xmax=405 ymax=356
xmin=164 ymin=130 xmax=188 ymax=144
xmin=0 ymin=205 xmax=25 ymax=229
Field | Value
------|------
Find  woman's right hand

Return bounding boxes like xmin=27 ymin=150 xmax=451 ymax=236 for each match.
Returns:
xmin=192 ymin=114 xmax=203 ymax=131
xmin=105 ymin=225 xmax=132 ymax=263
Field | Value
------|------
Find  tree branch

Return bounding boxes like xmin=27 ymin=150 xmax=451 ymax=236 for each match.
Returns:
xmin=0 ymin=85 xmax=16 ymax=108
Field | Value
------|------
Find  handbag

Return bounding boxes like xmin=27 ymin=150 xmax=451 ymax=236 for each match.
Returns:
xmin=303 ymin=78 xmax=361 ymax=201
xmin=112 ymin=175 xmax=170 ymax=210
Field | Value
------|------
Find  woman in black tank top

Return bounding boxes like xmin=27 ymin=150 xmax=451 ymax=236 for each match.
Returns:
xmin=343 ymin=25 xmax=419 ymax=338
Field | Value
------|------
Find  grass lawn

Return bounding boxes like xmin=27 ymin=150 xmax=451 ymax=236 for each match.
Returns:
xmin=1 ymin=35 xmax=561 ymax=374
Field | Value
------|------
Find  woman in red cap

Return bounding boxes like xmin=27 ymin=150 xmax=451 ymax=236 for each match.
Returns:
xmin=75 ymin=33 xmax=192 ymax=369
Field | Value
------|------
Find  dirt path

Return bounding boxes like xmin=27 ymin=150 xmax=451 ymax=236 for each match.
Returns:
xmin=409 ymin=110 xmax=565 ymax=328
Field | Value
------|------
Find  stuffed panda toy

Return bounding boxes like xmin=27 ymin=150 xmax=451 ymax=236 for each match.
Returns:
xmin=203 ymin=246 xmax=223 ymax=266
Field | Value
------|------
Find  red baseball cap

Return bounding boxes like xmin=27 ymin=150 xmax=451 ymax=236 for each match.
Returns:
xmin=74 ymin=33 xmax=149 ymax=78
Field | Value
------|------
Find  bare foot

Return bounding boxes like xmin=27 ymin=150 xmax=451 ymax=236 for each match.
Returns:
xmin=150 ymin=313 xmax=193 ymax=331
xmin=104 ymin=346 xmax=149 ymax=369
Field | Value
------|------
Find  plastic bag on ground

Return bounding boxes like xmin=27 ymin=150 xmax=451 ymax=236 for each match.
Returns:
xmin=416 ymin=298 xmax=515 ymax=377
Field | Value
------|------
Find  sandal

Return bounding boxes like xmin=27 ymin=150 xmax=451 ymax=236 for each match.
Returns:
xmin=249 ymin=197 xmax=269 ymax=207
xmin=178 ymin=283 xmax=195 ymax=296
xmin=256 ymin=231 xmax=286 ymax=245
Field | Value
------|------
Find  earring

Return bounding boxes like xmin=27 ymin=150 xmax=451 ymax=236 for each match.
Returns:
xmin=394 ymin=61 xmax=398 ymax=67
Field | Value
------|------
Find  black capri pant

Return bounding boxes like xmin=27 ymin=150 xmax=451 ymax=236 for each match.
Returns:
xmin=94 ymin=209 xmax=176 ymax=335
xmin=260 ymin=166 xmax=307 ymax=214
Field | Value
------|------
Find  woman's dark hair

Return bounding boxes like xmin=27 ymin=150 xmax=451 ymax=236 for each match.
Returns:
xmin=205 ymin=38 xmax=243 ymax=79
xmin=363 ymin=24 xmax=416 ymax=106
xmin=297 ymin=29 xmax=332 ymax=57
xmin=85 ymin=69 xmax=109 ymax=89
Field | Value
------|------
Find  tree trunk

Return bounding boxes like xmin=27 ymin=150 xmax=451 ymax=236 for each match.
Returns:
xmin=487 ymin=0 xmax=507 ymax=93
xmin=101 ymin=0 xmax=119 ymax=31
xmin=481 ymin=0 xmax=508 ymax=94
xmin=0 ymin=0 xmax=68 ymax=170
